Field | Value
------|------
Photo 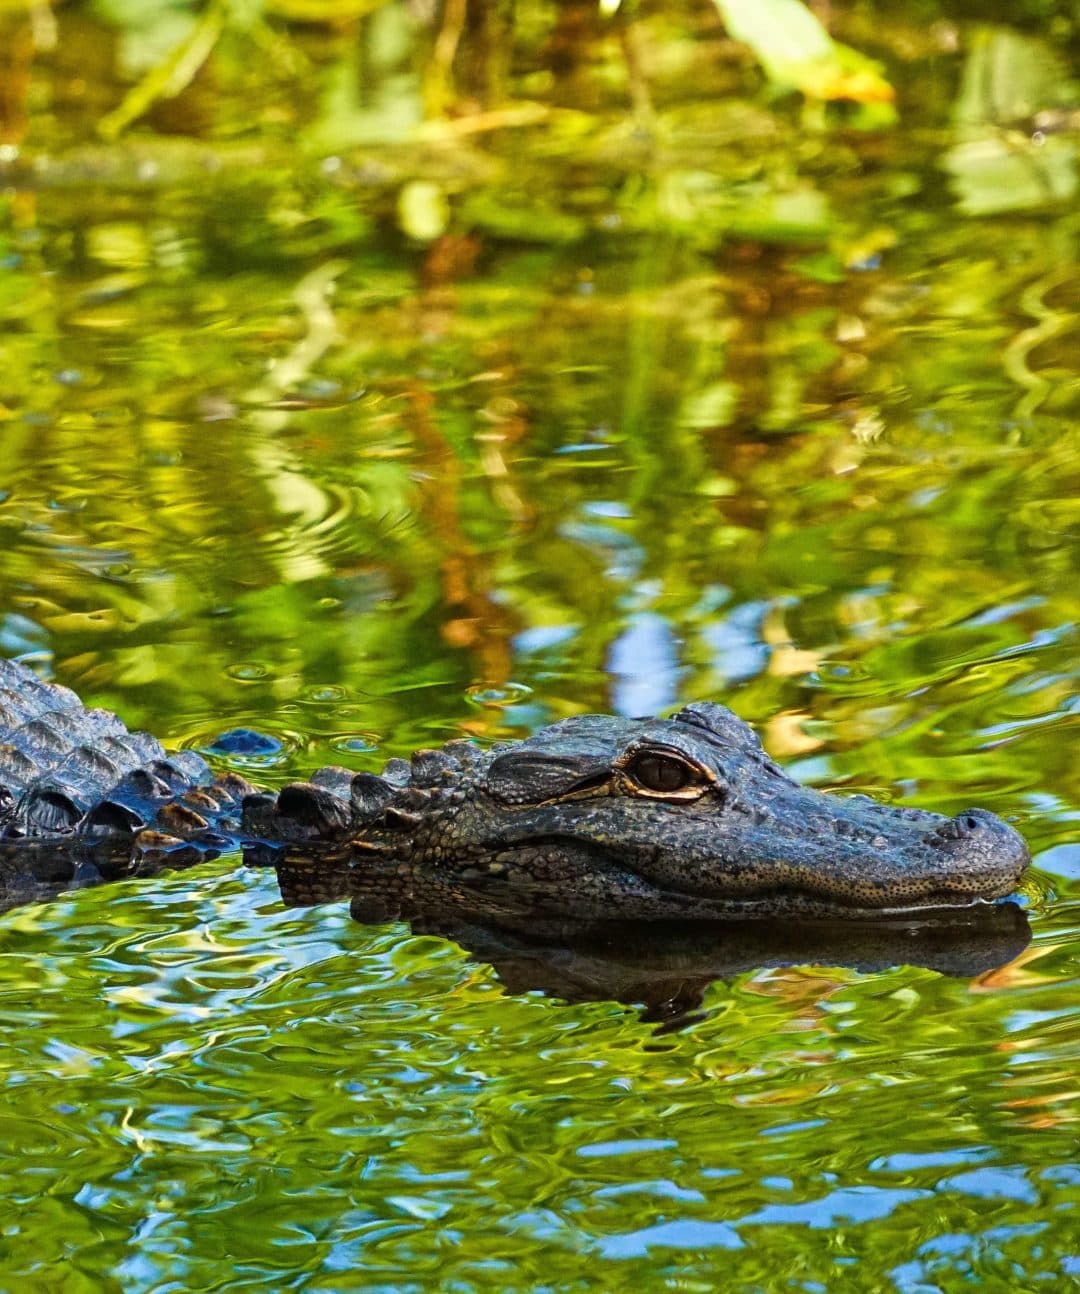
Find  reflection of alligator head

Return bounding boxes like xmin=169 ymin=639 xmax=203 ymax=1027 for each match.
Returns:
xmin=412 ymin=909 xmax=1034 ymax=1022
xmin=1 ymin=657 xmax=1029 ymax=927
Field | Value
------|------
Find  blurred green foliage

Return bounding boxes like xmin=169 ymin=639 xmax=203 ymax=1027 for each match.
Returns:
xmin=0 ymin=0 xmax=1077 ymax=789
xmin=0 ymin=3 xmax=1079 ymax=1289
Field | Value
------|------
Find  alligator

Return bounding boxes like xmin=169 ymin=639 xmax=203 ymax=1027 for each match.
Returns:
xmin=0 ymin=656 xmax=1030 ymax=927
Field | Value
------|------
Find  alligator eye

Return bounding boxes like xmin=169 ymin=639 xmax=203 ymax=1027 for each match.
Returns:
xmin=625 ymin=751 xmax=697 ymax=794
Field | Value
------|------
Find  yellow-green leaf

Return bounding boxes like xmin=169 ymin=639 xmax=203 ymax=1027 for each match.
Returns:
xmin=713 ymin=0 xmax=894 ymax=104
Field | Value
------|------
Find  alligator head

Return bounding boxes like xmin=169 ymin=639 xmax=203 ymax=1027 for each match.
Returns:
xmin=267 ymin=701 xmax=1030 ymax=923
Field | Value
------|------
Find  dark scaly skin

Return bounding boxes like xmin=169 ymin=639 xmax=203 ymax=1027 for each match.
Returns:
xmin=0 ymin=657 xmax=1030 ymax=921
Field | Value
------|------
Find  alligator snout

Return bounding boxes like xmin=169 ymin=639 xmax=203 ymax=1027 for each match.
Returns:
xmin=765 ymin=800 xmax=1032 ymax=915
xmin=919 ymin=807 xmax=1030 ymax=897
xmin=562 ymin=784 xmax=1033 ymax=918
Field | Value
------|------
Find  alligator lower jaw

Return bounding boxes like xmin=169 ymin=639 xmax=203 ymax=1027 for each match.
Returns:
xmin=645 ymin=888 xmax=1024 ymax=923
xmin=453 ymin=875 xmax=1026 ymax=924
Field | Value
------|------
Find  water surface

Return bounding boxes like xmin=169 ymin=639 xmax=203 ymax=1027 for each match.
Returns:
xmin=0 ymin=4 xmax=1077 ymax=1288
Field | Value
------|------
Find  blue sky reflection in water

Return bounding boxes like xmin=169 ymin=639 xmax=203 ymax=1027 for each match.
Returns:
xmin=0 ymin=0 xmax=1078 ymax=1288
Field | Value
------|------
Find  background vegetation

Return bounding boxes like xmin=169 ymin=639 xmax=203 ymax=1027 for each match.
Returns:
xmin=0 ymin=3 xmax=1077 ymax=1289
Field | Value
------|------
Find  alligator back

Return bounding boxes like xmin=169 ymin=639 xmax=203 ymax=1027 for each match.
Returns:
xmin=0 ymin=658 xmax=247 ymax=846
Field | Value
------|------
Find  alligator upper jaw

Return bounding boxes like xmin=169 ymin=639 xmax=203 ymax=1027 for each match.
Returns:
xmin=461 ymin=793 xmax=1032 ymax=923
xmin=633 ymin=802 xmax=1032 ymax=921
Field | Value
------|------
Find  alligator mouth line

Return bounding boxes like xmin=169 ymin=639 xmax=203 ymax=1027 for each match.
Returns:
xmin=611 ymin=863 xmax=1024 ymax=915
xmin=654 ymin=887 xmax=1022 ymax=921
xmin=459 ymin=867 xmax=1023 ymax=923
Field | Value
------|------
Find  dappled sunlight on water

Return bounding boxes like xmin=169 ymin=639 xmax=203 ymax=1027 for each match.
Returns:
xmin=0 ymin=0 xmax=1078 ymax=1287
xmin=0 ymin=869 xmax=1076 ymax=1287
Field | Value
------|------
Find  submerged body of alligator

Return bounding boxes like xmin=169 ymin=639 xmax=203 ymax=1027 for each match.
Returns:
xmin=0 ymin=657 xmax=1029 ymax=930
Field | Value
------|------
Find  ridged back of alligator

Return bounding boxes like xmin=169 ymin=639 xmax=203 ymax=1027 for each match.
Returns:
xmin=0 ymin=657 xmax=221 ymax=843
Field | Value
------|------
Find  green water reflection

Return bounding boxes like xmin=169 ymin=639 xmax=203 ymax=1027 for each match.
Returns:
xmin=0 ymin=2 xmax=1078 ymax=1289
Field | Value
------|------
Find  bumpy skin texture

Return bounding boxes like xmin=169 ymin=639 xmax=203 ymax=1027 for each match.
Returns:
xmin=0 ymin=658 xmax=253 ymax=894
xmin=0 ymin=657 xmax=1030 ymax=921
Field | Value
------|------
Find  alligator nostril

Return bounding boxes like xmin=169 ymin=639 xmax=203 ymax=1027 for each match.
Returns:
xmin=953 ymin=807 xmax=996 ymax=833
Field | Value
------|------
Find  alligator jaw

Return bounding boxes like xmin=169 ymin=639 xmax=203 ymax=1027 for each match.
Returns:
xmin=621 ymin=800 xmax=1032 ymax=920
xmin=604 ymin=886 xmax=1025 ymax=925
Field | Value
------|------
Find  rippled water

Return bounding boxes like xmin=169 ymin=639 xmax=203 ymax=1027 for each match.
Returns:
xmin=1 ymin=4 xmax=1079 ymax=1289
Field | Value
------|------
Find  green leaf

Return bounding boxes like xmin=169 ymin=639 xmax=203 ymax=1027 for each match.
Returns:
xmin=945 ymin=136 xmax=1077 ymax=217
xmin=953 ymin=28 xmax=1076 ymax=129
xmin=712 ymin=0 xmax=894 ymax=104
xmin=726 ymin=187 xmax=834 ymax=243
xmin=678 ymin=382 xmax=738 ymax=431
xmin=461 ymin=193 xmax=586 ymax=245
xmin=96 ymin=1 xmax=226 ymax=140
xmin=305 ymin=9 xmax=423 ymax=151
xmin=947 ymin=28 xmax=1079 ymax=215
